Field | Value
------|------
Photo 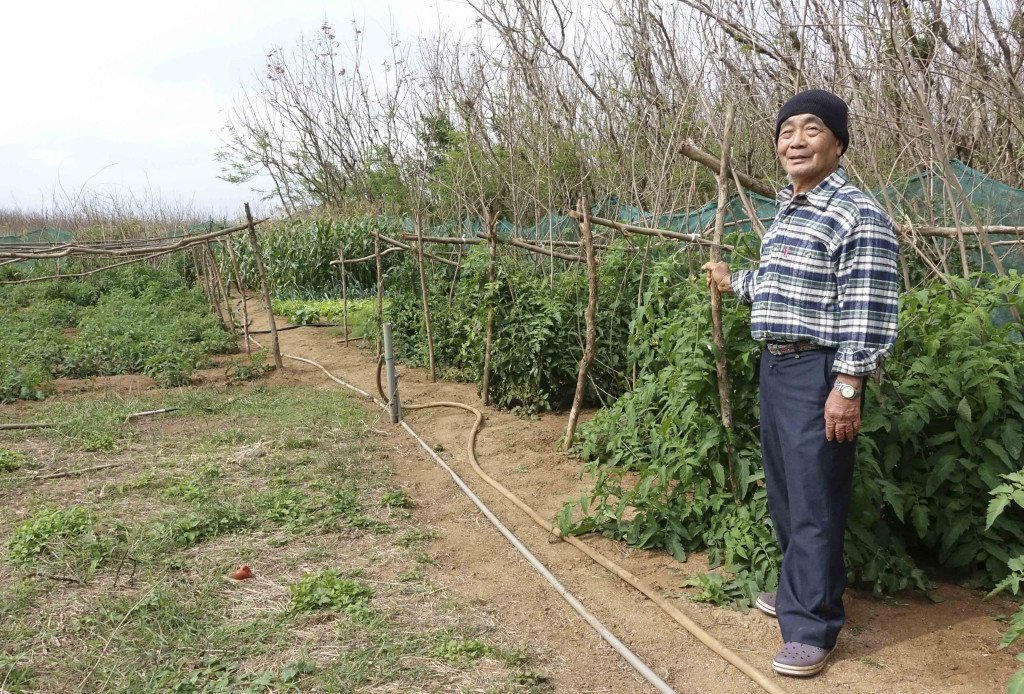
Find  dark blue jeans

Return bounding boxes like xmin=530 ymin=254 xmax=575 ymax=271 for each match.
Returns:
xmin=760 ymin=347 xmax=856 ymax=649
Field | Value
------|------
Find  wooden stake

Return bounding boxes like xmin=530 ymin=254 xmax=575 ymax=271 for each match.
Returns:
xmin=198 ymin=246 xmax=226 ymax=326
xmin=383 ymin=322 xmax=402 ymax=423
xmin=245 ymin=203 xmax=283 ymax=370
xmin=374 ymin=230 xmax=383 ymax=358
xmin=448 ymin=242 xmax=464 ymax=309
xmin=416 ymin=213 xmax=437 ymax=382
xmin=225 ymin=238 xmax=251 ymax=355
xmin=337 ymin=247 xmax=350 ymax=347
xmin=205 ymin=241 xmax=236 ymax=335
xmin=710 ymin=105 xmax=740 ymax=504
xmin=481 ymin=212 xmax=497 ymax=406
xmin=563 ymin=199 xmax=599 ymax=451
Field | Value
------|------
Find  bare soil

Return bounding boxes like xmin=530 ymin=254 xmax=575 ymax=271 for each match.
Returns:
xmin=229 ymin=304 xmax=1023 ymax=694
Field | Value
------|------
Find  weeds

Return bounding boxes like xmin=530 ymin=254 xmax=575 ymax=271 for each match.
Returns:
xmin=225 ymin=349 xmax=274 ymax=383
xmin=162 ymin=504 xmax=253 ymax=549
xmin=0 ymin=447 xmax=25 ymax=472
xmin=288 ymin=569 xmax=374 ymax=615
xmin=6 ymin=507 xmax=111 ymax=570
xmin=258 ymin=487 xmax=315 ymax=529
xmin=394 ymin=529 xmax=437 ymax=547
xmin=0 ymin=383 xmax=536 ymax=692
xmin=380 ymin=489 xmax=413 ymax=509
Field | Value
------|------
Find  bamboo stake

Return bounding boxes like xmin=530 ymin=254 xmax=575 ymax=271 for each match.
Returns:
xmin=633 ymin=236 xmax=652 ymax=388
xmin=196 ymin=246 xmax=223 ymax=324
xmin=204 ymin=245 xmax=228 ymax=327
xmin=475 ymin=231 xmax=583 ymax=261
xmin=481 ymin=212 xmax=497 ymax=406
xmin=329 ymin=247 xmax=402 ymax=265
xmin=374 ymin=230 xmax=383 ymax=358
xmin=710 ymin=105 xmax=740 ymax=504
xmin=205 ymin=241 xmax=237 ymax=335
xmin=244 ymin=203 xmax=283 ymax=370
xmin=416 ymin=214 xmax=437 ymax=382
xmin=448 ymin=242 xmax=464 ymax=310
xmin=225 ymin=239 xmax=251 ymax=355
xmin=563 ymin=199 xmax=599 ymax=451
xmin=337 ymin=248 xmax=349 ymax=347
xmin=376 ymin=233 xmax=459 ymax=266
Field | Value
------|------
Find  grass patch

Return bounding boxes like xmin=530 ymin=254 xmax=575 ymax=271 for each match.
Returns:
xmin=6 ymin=507 xmax=112 ymax=570
xmin=380 ymin=489 xmax=413 ymax=509
xmin=0 ymin=447 xmax=25 ymax=472
xmin=0 ymin=383 xmax=538 ymax=692
xmin=394 ymin=529 xmax=437 ymax=547
xmin=288 ymin=569 xmax=374 ymax=615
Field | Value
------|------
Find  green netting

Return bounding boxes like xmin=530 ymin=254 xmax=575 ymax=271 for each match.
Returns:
xmin=0 ymin=227 xmax=74 ymax=245
xmin=407 ymin=160 xmax=1023 ymax=274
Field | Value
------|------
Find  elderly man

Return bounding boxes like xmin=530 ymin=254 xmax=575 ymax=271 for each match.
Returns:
xmin=702 ymin=89 xmax=900 ymax=677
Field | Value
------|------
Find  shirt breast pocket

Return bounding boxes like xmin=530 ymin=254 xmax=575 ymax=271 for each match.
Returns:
xmin=780 ymin=243 xmax=832 ymax=279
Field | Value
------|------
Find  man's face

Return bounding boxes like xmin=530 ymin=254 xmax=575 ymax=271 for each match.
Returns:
xmin=776 ymin=114 xmax=843 ymax=193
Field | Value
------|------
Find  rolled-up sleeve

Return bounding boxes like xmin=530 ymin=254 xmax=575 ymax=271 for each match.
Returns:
xmin=730 ymin=269 xmax=756 ymax=305
xmin=832 ymin=210 xmax=900 ymax=376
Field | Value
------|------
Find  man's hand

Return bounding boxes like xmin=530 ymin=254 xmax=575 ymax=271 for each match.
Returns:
xmin=701 ymin=262 xmax=733 ymax=294
xmin=824 ymin=375 xmax=863 ymax=442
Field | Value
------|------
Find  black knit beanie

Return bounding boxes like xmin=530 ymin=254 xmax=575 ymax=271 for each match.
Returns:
xmin=775 ymin=89 xmax=849 ymax=154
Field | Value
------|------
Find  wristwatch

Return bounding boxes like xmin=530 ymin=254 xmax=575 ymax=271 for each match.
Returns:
xmin=833 ymin=381 xmax=861 ymax=399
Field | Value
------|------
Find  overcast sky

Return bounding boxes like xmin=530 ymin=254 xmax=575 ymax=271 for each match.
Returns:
xmin=0 ymin=0 xmax=473 ymax=218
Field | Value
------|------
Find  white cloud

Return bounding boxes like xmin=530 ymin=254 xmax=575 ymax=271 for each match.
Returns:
xmin=0 ymin=0 xmax=475 ymax=215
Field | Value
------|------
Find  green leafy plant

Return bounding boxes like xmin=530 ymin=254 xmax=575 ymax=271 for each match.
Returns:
xmin=6 ymin=507 xmax=111 ymax=569
xmin=558 ymin=261 xmax=1024 ymax=608
xmin=0 ymin=447 xmax=26 ymax=472
xmin=164 ymin=504 xmax=253 ymax=549
xmin=288 ymin=569 xmax=374 ymax=615
xmin=430 ymin=638 xmax=499 ymax=663
xmin=226 ymin=349 xmax=274 ymax=383
xmin=380 ymin=490 xmax=413 ymax=509
xmin=288 ymin=306 xmax=321 ymax=324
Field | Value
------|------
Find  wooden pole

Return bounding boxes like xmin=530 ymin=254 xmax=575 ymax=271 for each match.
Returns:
xmin=383 ymin=322 xmax=402 ymax=424
xmin=337 ymin=247 xmax=349 ymax=347
xmin=244 ymin=203 xmax=283 ymax=370
xmin=197 ymin=246 xmax=226 ymax=326
xmin=374 ymin=230 xmax=383 ymax=358
xmin=205 ymin=241 xmax=236 ymax=335
xmin=710 ymin=105 xmax=740 ymax=504
xmin=225 ymin=238 xmax=251 ymax=355
xmin=563 ymin=199 xmax=599 ymax=451
xmin=679 ymin=138 xmax=777 ymax=199
xmin=633 ymin=236 xmax=652 ymax=388
xmin=448 ymin=242 xmax=464 ymax=309
xmin=481 ymin=212 xmax=497 ymax=406
xmin=415 ymin=213 xmax=437 ymax=382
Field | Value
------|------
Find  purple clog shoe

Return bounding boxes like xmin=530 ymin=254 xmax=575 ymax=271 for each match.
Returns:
xmin=772 ymin=641 xmax=832 ymax=677
xmin=755 ymin=591 xmax=776 ymax=618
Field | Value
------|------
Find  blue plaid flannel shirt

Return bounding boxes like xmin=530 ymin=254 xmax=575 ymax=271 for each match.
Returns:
xmin=730 ymin=166 xmax=900 ymax=377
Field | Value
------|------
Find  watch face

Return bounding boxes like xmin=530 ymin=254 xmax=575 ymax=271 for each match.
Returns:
xmin=837 ymin=383 xmax=855 ymax=398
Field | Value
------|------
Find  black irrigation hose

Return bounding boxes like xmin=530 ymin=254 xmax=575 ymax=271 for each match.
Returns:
xmin=246 ymin=323 xmax=337 ymax=335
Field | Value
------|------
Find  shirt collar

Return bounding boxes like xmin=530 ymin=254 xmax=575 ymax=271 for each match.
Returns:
xmin=776 ymin=165 xmax=847 ymax=210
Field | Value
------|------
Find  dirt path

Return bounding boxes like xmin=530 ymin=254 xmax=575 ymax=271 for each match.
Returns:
xmin=240 ymin=307 xmax=1021 ymax=692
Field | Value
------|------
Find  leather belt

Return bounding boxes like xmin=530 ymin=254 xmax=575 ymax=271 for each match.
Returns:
xmin=766 ymin=340 xmax=819 ymax=356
